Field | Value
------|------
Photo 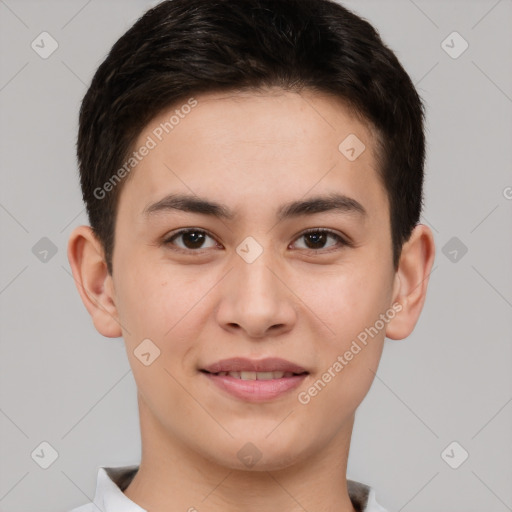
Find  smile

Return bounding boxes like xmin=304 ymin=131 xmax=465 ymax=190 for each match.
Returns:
xmin=209 ymin=370 xmax=300 ymax=380
xmin=201 ymin=372 xmax=308 ymax=402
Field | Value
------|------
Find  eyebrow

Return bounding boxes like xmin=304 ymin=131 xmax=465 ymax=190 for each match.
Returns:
xmin=142 ymin=192 xmax=367 ymax=221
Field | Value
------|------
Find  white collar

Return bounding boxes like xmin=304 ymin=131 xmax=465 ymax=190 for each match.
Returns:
xmin=92 ymin=466 xmax=145 ymax=512
xmin=85 ymin=465 xmax=388 ymax=512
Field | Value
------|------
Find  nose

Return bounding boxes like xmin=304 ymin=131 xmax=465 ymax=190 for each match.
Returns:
xmin=215 ymin=248 xmax=297 ymax=339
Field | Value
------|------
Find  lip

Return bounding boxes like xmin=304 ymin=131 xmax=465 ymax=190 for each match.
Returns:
xmin=200 ymin=357 xmax=309 ymax=403
xmin=201 ymin=357 xmax=308 ymax=374
xmin=202 ymin=372 xmax=308 ymax=403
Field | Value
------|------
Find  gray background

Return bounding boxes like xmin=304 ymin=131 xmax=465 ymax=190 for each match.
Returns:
xmin=1 ymin=0 xmax=511 ymax=511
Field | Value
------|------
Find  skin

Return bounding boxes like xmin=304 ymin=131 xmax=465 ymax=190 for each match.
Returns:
xmin=68 ymin=88 xmax=435 ymax=512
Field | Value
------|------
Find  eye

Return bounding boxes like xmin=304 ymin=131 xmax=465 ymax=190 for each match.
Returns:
xmin=163 ymin=227 xmax=351 ymax=254
xmin=163 ymin=228 xmax=219 ymax=252
xmin=291 ymin=228 xmax=350 ymax=252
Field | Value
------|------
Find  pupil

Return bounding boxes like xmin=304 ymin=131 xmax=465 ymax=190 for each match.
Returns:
xmin=306 ymin=232 xmax=326 ymax=249
xmin=184 ymin=231 xmax=205 ymax=249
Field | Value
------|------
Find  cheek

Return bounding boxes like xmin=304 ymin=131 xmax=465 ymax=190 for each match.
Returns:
xmin=113 ymin=259 xmax=213 ymax=369
xmin=305 ymin=267 xmax=392 ymax=393
xmin=330 ymin=270 xmax=393 ymax=385
xmin=115 ymin=266 xmax=201 ymax=416
xmin=302 ymin=264 xmax=392 ymax=342
xmin=298 ymin=273 xmax=390 ymax=419
xmin=112 ymin=256 xmax=178 ymax=350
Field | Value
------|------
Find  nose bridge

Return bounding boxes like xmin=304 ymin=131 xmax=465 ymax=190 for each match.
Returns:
xmin=234 ymin=241 xmax=281 ymax=302
xmin=216 ymin=239 xmax=296 ymax=337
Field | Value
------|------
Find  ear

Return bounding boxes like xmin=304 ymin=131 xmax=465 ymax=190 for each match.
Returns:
xmin=386 ymin=224 xmax=436 ymax=340
xmin=67 ymin=225 xmax=122 ymax=338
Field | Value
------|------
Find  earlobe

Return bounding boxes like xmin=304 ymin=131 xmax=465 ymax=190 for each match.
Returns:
xmin=67 ymin=225 xmax=123 ymax=338
xmin=385 ymin=224 xmax=436 ymax=340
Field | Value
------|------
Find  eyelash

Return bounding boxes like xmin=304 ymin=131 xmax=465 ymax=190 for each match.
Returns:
xmin=162 ymin=227 xmax=352 ymax=254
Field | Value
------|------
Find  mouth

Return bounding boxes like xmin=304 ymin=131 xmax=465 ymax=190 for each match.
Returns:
xmin=201 ymin=356 xmax=308 ymax=375
xmin=200 ymin=370 xmax=306 ymax=380
xmin=200 ymin=357 xmax=309 ymax=402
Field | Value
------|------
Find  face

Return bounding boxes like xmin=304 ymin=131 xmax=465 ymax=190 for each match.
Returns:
xmin=110 ymin=88 xmax=399 ymax=470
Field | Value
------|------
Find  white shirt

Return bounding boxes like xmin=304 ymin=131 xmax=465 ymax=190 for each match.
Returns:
xmin=69 ymin=465 xmax=389 ymax=512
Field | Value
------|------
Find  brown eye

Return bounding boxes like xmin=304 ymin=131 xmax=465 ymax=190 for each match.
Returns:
xmin=164 ymin=229 xmax=218 ymax=251
xmin=292 ymin=229 xmax=348 ymax=251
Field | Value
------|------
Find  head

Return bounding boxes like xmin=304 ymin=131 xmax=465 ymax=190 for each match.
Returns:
xmin=77 ymin=0 xmax=427 ymax=276
xmin=68 ymin=0 xmax=435 ymax=472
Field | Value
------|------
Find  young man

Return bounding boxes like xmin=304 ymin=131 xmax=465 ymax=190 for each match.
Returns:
xmin=67 ymin=0 xmax=435 ymax=511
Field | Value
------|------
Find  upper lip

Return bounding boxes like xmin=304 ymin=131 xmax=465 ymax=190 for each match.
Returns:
xmin=201 ymin=357 xmax=308 ymax=374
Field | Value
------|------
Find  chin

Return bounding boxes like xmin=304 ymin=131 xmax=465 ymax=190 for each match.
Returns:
xmin=205 ymin=435 xmax=314 ymax=473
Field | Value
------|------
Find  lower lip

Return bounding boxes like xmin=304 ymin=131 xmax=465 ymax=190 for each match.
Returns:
xmin=202 ymin=372 xmax=308 ymax=403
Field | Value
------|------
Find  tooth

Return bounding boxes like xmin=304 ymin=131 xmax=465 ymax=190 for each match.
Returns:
xmin=256 ymin=371 xmax=274 ymax=380
xmin=224 ymin=371 xmax=295 ymax=380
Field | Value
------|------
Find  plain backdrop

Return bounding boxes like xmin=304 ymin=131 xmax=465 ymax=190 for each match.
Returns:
xmin=0 ymin=1 xmax=511 ymax=511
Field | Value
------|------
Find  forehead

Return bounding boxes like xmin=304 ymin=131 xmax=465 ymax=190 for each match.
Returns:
xmin=143 ymin=88 xmax=378 ymax=156
xmin=119 ymin=88 xmax=387 ymax=220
